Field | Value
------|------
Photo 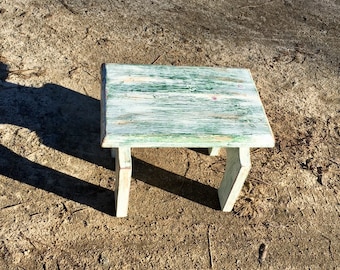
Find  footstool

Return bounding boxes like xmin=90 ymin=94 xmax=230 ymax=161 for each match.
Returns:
xmin=100 ymin=64 xmax=274 ymax=217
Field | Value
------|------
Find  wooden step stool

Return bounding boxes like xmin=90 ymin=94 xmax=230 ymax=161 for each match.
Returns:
xmin=100 ymin=64 xmax=274 ymax=217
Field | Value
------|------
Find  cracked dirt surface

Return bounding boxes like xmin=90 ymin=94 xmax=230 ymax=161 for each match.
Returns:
xmin=0 ymin=0 xmax=339 ymax=269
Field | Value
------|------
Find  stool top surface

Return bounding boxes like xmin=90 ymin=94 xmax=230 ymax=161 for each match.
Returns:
xmin=101 ymin=64 xmax=274 ymax=148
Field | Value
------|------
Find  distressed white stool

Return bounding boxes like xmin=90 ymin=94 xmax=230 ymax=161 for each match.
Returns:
xmin=101 ymin=64 xmax=274 ymax=217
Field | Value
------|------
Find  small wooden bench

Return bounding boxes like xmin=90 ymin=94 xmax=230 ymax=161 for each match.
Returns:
xmin=101 ymin=64 xmax=274 ymax=217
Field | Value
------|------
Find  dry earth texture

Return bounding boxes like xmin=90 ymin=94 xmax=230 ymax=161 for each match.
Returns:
xmin=0 ymin=0 xmax=339 ymax=269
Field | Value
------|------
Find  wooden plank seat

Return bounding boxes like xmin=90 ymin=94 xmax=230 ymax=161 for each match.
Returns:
xmin=101 ymin=64 xmax=274 ymax=217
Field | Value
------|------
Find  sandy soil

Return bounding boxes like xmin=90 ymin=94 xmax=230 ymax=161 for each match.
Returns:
xmin=0 ymin=0 xmax=339 ymax=269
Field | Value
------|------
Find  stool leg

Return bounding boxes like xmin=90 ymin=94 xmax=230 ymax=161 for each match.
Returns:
xmin=115 ymin=147 xmax=132 ymax=217
xmin=111 ymin=148 xmax=117 ymax=159
xmin=208 ymin=147 xmax=221 ymax=156
xmin=218 ymin=147 xmax=251 ymax=212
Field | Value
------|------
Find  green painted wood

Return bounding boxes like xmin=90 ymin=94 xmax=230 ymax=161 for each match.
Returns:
xmin=101 ymin=64 xmax=274 ymax=148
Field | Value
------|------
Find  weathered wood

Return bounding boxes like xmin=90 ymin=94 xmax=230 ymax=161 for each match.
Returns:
xmin=101 ymin=64 xmax=274 ymax=148
xmin=115 ymin=147 xmax=132 ymax=217
xmin=100 ymin=64 xmax=274 ymax=216
xmin=218 ymin=147 xmax=251 ymax=212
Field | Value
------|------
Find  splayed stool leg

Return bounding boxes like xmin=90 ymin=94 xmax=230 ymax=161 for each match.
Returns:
xmin=218 ymin=147 xmax=251 ymax=212
xmin=208 ymin=147 xmax=221 ymax=156
xmin=114 ymin=147 xmax=132 ymax=217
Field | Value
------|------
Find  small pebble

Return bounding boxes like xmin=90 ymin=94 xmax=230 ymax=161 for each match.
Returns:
xmin=258 ymin=243 xmax=268 ymax=264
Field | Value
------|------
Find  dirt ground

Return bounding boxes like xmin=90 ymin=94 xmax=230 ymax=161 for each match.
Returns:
xmin=0 ymin=0 xmax=339 ymax=269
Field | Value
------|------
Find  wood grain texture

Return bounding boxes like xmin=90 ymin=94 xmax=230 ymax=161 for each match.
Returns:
xmin=101 ymin=64 xmax=274 ymax=148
